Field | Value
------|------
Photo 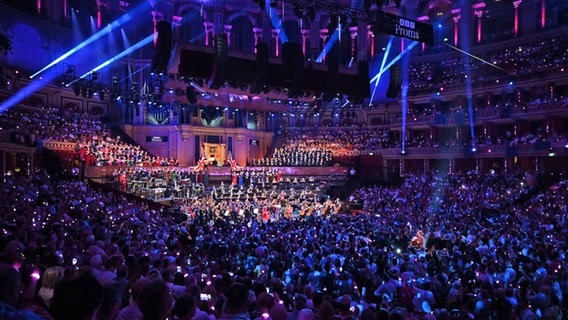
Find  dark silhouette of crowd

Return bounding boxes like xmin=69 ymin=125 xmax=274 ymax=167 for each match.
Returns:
xmin=1 ymin=165 xmax=567 ymax=319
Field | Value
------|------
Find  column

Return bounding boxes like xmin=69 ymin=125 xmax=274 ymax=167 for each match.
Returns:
xmin=451 ymin=9 xmax=461 ymax=47
xmin=417 ymin=16 xmax=429 ymax=51
xmin=272 ymin=29 xmax=281 ymax=56
xmin=319 ymin=28 xmax=329 ymax=61
xmin=224 ymin=25 xmax=233 ymax=47
xmin=541 ymin=0 xmax=545 ymax=28
xmin=253 ymin=27 xmax=263 ymax=51
xmin=204 ymin=22 xmax=214 ymax=46
xmin=96 ymin=0 xmax=103 ymax=29
xmin=366 ymin=25 xmax=374 ymax=59
xmin=151 ymin=11 xmax=164 ymax=46
xmin=473 ymin=2 xmax=486 ymax=43
xmin=301 ymin=29 xmax=310 ymax=56
xmin=349 ymin=26 xmax=358 ymax=61
xmin=172 ymin=16 xmax=182 ymax=43
xmin=512 ymin=0 xmax=522 ymax=35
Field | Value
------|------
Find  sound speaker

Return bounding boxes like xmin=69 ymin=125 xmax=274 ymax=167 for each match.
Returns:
xmin=386 ymin=63 xmax=401 ymax=99
xmin=186 ymin=86 xmax=197 ymax=104
xmin=282 ymin=42 xmax=304 ymax=98
xmin=323 ymin=54 xmax=339 ymax=102
xmin=209 ymin=34 xmax=228 ymax=90
xmin=251 ymin=42 xmax=269 ymax=94
xmin=151 ymin=21 xmax=172 ymax=72
xmin=353 ymin=61 xmax=370 ymax=104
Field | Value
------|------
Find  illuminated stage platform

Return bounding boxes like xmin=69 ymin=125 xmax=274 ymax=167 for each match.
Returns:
xmin=85 ymin=165 xmax=348 ymax=180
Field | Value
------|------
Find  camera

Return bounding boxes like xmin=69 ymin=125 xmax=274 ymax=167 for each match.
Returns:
xmin=200 ymin=293 xmax=211 ymax=301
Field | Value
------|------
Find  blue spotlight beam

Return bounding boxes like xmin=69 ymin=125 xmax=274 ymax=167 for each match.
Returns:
xmin=316 ymin=0 xmax=362 ymax=63
xmin=90 ymin=16 xmax=97 ymax=35
xmin=1 ymin=71 xmax=61 ymax=113
xmin=120 ymin=28 xmax=131 ymax=49
xmin=119 ymin=64 xmax=151 ymax=82
xmin=400 ymin=39 xmax=412 ymax=155
xmin=265 ymin=2 xmax=288 ymax=43
xmin=77 ymin=34 xmax=154 ymax=80
xmin=369 ymin=36 xmax=394 ymax=102
xmin=316 ymin=22 xmax=350 ymax=63
xmin=30 ymin=0 xmax=157 ymax=79
xmin=370 ymin=40 xmax=419 ymax=83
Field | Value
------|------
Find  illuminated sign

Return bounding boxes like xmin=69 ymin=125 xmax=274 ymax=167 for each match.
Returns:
xmin=146 ymin=136 xmax=169 ymax=142
xmin=374 ymin=13 xmax=433 ymax=45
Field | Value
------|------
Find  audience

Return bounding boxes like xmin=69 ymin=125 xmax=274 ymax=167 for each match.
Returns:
xmin=1 ymin=164 xmax=567 ymax=319
xmin=0 ymin=26 xmax=567 ymax=320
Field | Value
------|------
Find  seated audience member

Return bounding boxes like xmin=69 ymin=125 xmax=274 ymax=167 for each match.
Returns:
xmin=116 ymin=278 xmax=150 ymax=320
xmin=138 ymin=279 xmax=174 ymax=320
xmin=50 ymin=270 xmax=103 ymax=320
xmin=218 ymin=283 xmax=252 ymax=320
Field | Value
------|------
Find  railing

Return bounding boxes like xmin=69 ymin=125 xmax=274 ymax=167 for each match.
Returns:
xmin=42 ymin=141 xmax=76 ymax=151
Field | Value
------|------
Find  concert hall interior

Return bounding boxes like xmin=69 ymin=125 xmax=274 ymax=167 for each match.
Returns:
xmin=0 ymin=0 xmax=567 ymax=319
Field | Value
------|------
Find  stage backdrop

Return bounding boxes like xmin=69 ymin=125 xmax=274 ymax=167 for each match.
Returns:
xmin=203 ymin=142 xmax=226 ymax=165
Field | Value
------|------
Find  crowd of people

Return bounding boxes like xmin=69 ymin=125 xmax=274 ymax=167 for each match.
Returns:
xmin=0 ymin=27 xmax=567 ymax=320
xmin=1 ymin=165 xmax=567 ymax=320
xmin=111 ymin=166 xmax=328 ymax=214
xmin=0 ymin=104 xmax=179 ymax=167
xmin=408 ymin=35 xmax=568 ymax=93
xmin=283 ymin=128 xmax=396 ymax=152
xmin=252 ymin=146 xmax=333 ymax=167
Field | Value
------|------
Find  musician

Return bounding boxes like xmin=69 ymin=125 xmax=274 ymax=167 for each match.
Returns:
xmin=411 ymin=230 xmax=425 ymax=249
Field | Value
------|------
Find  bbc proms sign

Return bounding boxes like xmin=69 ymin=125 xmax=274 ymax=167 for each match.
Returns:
xmin=374 ymin=12 xmax=433 ymax=45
